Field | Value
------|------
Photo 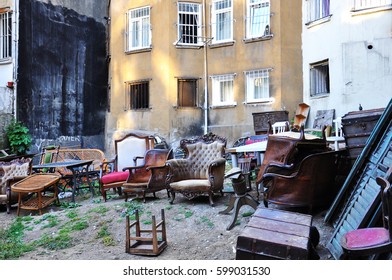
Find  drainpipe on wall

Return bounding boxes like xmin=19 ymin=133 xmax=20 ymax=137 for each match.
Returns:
xmin=203 ymin=0 xmax=208 ymax=135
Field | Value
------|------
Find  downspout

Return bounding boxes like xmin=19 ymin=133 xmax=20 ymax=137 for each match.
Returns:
xmin=202 ymin=0 xmax=208 ymax=134
xmin=12 ymin=0 xmax=19 ymax=118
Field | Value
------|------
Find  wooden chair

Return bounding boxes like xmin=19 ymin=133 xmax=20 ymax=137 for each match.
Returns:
xmin=122 ymin=149 xmax=173 ymax=202
xmin=340 ymin=177 xmax=392 ymax=259
xmin=125 ymin=209 xmax=167 ymax=256
xmin=99 ymin=133 xmax=155 ymax=201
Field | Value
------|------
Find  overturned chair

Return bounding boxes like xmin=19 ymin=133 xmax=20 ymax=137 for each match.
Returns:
xmin=166 ymin=133 xmax=226 ymax=206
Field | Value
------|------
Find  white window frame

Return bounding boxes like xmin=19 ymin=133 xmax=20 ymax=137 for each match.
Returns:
xmin=245 ymin=69 xmax=272 ymax=103
xmin=211 ymin=0 xmax=233 ymax=44
xmin=0 ymin=10 xmax=12 ymax=61
xmin=211 ymin=74 xmax=236 ymax=107
xmin=352 ymin=0 xmax=392 ymax=11
xmin=310 ymin=60 xmax=330 ymax=97
xmin=177 ymin=2 xmax=202 ymax=46
xmin=125 ymin=6 xmax=151 ymax=52
xmin=306 ymin=0 xmax=330 ymax=23
xmin=246 ymin=0 xmax=270 ymax=39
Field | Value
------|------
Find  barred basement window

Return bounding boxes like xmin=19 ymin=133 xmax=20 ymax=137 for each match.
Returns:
xmin=310 ymin=60 xmax=330 ymax=97
xmin=125 ymin=80 xmax=150 ymax=110
xmin=177 ymin=78 xmax=198 ymax=107
xmin=0 ymin=10 xmax=12 ymax=60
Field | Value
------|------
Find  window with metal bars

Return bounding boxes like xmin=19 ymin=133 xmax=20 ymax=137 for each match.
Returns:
xmin=211 ymin=74 xmax=236 ymax=106
xmin=306 ymin=0 xmax=330 ymax=23
xmin=0 ymin=11 xmax=12 ymax=61
xmin=245 ymin=69 xmax=271 ymax=102
xmin=353 ymin=0 xmax=392 ymax=10
xmin=125 ymin=6 xmax=151 ymax=52
xmin=245 ymin=0 xmax=270 ymax=39
xmin=177 ymin=2 xmax=202 ymax=46
xmin=177 ymin=78 xmax=198 ymax=107
xmin=211 ymin=0 xmax=233 ymax=43
xmin=310 ymin=60 xmax=330 ymax=97
xmin=125 ymin=80 xmax=150 ymax=110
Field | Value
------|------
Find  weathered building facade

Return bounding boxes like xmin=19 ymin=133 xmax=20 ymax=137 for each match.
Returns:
xmin=0 ymin=0 xmax=108 ymax=151
xmin=107 ymin=0 xmax=303 ymax=149
xmin=302 ymin=0 xmax=392 ymax=124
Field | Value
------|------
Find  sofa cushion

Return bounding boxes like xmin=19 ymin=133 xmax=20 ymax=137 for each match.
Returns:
xmin=101 ymin=171 xmax=129 ymax=184
xmin=170 ymin=179 xmax=211 ymax=192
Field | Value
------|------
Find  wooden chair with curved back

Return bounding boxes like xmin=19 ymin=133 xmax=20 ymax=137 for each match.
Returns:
xmin=99 ymin=133 xmax=155 ymax=201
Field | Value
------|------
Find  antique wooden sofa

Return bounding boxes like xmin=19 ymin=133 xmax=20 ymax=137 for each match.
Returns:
xmin=165 ymin=133 xmax=226 ymax=206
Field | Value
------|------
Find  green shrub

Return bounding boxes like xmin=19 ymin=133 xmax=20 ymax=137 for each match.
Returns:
xmin=5 ymin=120 xmax=32 ymax=155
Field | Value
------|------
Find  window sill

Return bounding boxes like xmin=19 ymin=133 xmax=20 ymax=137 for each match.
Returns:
xmin=305 ymin=15 xmax=332 ymax=28
xmin=0 ymin=58 xmax=12 ymax=65
xmin=310 ymin=93 xmax=330 ymax=99
xmin=173 ymin=42 xmax=204 ymax=49
xmin=125 ymin=47 xmax=152 ymax=55
xmin=243 ymin=99 xmax=274 ymax=105
xmin=173 ymin=105 xmax=201 ymax=110
xmin=209 ymin=40 xmax=235 ymax=49
xmin=351 ymin=5 xmax=392 ymax=16
xmin=210 ymin=103 xmax=237 ymax=109
xmin=243 ymin=34 xmax=273 ymax=43
xmin=124 ymin=108 xmax=152 ymax=112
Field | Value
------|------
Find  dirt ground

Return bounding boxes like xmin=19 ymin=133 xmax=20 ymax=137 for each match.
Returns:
xmin=1 ymin=184 xmax=335 ymax=260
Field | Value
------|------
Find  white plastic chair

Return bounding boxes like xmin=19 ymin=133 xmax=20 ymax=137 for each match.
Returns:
xmin=272 ymin=121 xmax=289 ymax=134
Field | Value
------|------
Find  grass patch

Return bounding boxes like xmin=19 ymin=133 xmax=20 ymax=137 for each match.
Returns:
xmin=59 ymin=201 xmax=81 ymax=209
xmin=0 ymin=218 xmax=34 ymax=259
xmin=38 ymin=214 xmax=60 ymax=229
xmin=174 ymin=207 xmax=193 ymax=221
xmin=71 ymin=220 xmax=89 ymax=231
xmin=200 ymin=216 xmax=214 ymax=228
xmin=66 ymin=209 xmax=79 ymax=219
xmin=96 ymin=223 xmax=116 ymax=246
xmin=34 ymin=232 xmax=73 ymax=250
xmin=241 ymin=211 xmax=254 ymax=217
xmin=88 ymin=205 xmax=109 ymax=215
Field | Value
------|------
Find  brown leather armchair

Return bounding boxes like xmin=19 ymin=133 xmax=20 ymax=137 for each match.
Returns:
xmin=166 ymin=133 xmax=226 ymax=206
xmin=262 ymin=150 xmax=339 ymax=212
xmin=121 ymin=149 xmax=173 ymax=202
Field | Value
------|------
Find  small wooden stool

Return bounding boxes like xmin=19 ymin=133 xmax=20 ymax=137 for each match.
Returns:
xmin=125 ymin=209 xmax=167 ymax=256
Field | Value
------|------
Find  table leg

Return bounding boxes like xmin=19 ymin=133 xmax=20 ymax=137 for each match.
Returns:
xmin=38 ymin=191 xmax=43 ymax=215
xmin=231 ymin=153 xmax=238 ymax=168
xmin=17 ymin=193 xmax=21 ymax=216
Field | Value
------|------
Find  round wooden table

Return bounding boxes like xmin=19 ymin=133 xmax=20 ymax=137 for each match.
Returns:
xmin=11 ymin=174 xmax=60 ymax=215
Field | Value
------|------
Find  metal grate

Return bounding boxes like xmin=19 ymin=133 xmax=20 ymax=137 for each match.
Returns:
xmin=177 ymin=2 xmax=202 ymax=45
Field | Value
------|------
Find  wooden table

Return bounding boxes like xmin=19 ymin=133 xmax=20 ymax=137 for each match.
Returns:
xmin=33 ymin=160 xmax=94 ymax=203
xmin=11 ymin=174 xmax=60 ymax=215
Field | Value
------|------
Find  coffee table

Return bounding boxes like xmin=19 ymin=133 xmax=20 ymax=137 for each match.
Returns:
xmin=11 ymin=174 xmax=60 ymax=215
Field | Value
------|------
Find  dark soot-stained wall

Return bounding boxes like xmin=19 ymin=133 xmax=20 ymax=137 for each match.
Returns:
xmin=18 ymin=0 xmax=107 ymax=149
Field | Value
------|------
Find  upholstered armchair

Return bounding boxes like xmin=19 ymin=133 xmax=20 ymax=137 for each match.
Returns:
xmin=166 ymin=133 xmax=226 ymax=206
xmin=0 ymin=158 xmax=32 ymax=213
xmin=261 ymin=150 xmax=339 ymax=212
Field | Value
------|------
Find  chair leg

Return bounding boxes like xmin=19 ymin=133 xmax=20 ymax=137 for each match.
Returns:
xmin=169 ymin=191 xmax=175 ymax=204
xmin=208 ymin=192 xmax=215 ymax=207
